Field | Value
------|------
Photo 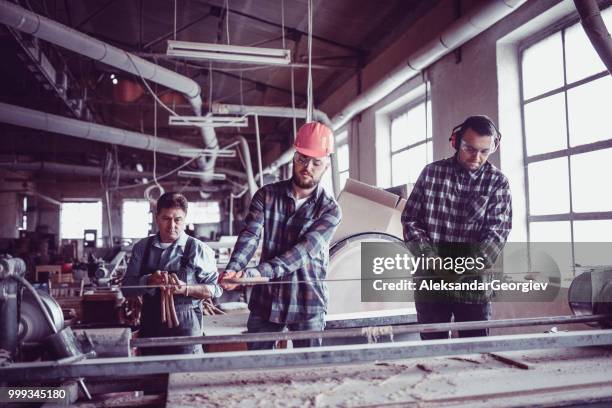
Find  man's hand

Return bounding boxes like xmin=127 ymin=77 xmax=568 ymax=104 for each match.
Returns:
xmin=169 ymin=273 xmax=187 ymax=295
xmin=147 ymin=270 xmax=167 ymax=286
xmin=220 ymin=270 xmax=245 ymax=291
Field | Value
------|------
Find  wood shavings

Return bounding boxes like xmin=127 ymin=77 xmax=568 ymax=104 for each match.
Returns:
xmin=361 ymin=325 xmax=394 ymax=343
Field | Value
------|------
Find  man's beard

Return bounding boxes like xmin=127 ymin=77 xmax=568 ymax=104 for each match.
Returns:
xmin=292 ymin=168 xmax=319 ymax=189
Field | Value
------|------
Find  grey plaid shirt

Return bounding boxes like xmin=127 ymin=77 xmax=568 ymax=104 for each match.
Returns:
xmin=401 ymin=156 xmax=512 ymax=302
xmin=227 ymin=179 xmax=342 ymax=324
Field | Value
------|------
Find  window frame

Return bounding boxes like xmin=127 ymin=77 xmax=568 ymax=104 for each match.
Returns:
xmin=518 ymin=8 xmax=612 ymax=267
xmin=388 ymin=93 xmax=432 ymax=187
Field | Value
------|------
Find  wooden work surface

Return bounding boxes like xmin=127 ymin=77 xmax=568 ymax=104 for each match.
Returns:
xmin=166 ymin=346 xmax=612 ymax=407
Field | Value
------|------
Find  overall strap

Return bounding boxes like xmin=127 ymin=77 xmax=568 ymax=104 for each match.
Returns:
xmin=139 ymin=235 xmax=156 ymax=276
xmin=180 ymin=236 xmax=195 ymax=269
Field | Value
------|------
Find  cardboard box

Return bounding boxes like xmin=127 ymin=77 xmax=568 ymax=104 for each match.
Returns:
xmin=332 ymin=178 xmax=410 ymax=244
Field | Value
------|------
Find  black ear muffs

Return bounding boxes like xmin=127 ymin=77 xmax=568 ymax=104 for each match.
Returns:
xmin=449 ymin=124 xmax=464 ymax=150
xmin=449 ymin=117 xmax=502 ymax=152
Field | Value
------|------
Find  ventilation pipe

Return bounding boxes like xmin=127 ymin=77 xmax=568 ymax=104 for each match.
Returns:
xmin=212 ymin=103 xmax=338 ymax=193
xmin=0 ymin=102 xmax=197 ymax=157
xmin=0 ymin=0 xmax=219 ymax=181
xmin=574 ymin=0 xmax=612 ymax=76
xmin=330 ymin=0 xmax=528 ymax=131
xmin=0 ymin=161 xmax=153 ymax=179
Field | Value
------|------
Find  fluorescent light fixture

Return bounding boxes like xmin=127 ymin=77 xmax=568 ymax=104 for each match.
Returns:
xmin=178 ymin=148 xmax=236 ymax=158
xmin=167 ymin=40 xmax=291 ymax=65
xmin=178 ymin=171 xmax=226 ymax=181
xmin=169 ymin=115 xmax=248 ymax=128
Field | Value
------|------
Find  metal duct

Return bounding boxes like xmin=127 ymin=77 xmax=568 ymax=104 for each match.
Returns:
xmin=0 ymin=0 xmax=201 ymax=112
xmin=213 ymin=103 xmax=332 ymax=127
xmin=0 ymin=161 xmax=152 ymax=179
xmin=330 ymin=0 xmax=528 ymax=131
xmin=213 ymin=104 xmax=338 ymax=193
xmin=0 ymin=0 xmax=220 ymax=182
xmin=0 ymin=102 xmax=197 ymax=158
xmin=234 ymin=136 xmax=258 ymax=198
xmin=574 ymin=0 xmax=612 ymax=76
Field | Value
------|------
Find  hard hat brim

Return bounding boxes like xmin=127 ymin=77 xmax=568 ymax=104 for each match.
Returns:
xmin=295 ymin=146 xmax=332 ymax=159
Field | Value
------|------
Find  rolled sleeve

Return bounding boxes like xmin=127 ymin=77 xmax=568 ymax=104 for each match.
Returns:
xmin=227 ymin=188 xmax=265 ymax=272
xmin=193 ymin=243 xmax=222 ymax=298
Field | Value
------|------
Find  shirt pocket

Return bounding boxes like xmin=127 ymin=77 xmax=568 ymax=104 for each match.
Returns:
xmin=464 ymin=194 xmax=489 ymax=224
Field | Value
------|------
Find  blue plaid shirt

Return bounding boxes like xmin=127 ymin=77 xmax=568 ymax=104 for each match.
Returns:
xmin=227 ymin=179 xmax=342 ymax=323
xmin=401 ymin=156 xmax=512 ymax=302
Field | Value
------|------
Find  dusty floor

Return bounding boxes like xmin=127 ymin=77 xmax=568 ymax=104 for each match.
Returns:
xmin=166 ymin=347 xmax=612 ymax=407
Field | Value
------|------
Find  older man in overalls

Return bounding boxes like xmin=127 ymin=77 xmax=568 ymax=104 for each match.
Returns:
xmin=122 ymin=192 xmax=221 ymax=354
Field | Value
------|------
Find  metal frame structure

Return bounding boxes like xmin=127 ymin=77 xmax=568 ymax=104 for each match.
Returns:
xmin=2 ymin=329 xmax=612 ymax=382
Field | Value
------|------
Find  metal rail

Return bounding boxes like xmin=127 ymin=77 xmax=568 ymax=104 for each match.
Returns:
xmin=132 ymin=314 xmax=609 ymax=348
xmin=2 ymin=330 xmax=612 ymax=382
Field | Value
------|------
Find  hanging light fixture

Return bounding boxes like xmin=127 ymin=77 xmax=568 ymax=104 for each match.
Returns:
xmin=166 ymin=40 xmax=291 ymax=65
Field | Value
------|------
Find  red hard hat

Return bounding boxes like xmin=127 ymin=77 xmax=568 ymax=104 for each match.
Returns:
xmin=294 ymin=122 xmax=334 ymax=158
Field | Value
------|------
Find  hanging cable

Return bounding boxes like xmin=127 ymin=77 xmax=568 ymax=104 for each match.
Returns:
xmin=254 ymin=114 xmax=264 ymax=187
xmin=110 ymin=157 xmax=200 ymax=191
xmin=291 ymin=66 xmax=297 ymax=142
xmin=281 ymin=0 xmax=286 ymax=48
xmin=173 ymin=0 xmax=178 ymax=40
xmin=152 ymin=91 xmax=163 ymax=195
xmin=239 ymin=70 xmax=244 ymax=106
xmin=208 ymin=61 xmax=213 ymax=114
xmin=225 ymin=0 xmax=231 ymax=45
xmin=306 ymin=0 xmax=314 ymax=123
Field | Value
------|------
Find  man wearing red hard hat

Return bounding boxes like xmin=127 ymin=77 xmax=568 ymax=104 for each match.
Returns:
xmin=221 ymin=122 xmax=342 ymax=350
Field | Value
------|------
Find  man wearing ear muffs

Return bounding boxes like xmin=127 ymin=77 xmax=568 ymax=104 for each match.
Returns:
xmin=401 ymin=115 xmax=512 ymax=340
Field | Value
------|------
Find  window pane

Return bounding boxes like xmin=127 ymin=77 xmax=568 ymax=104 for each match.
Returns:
xmin=392 ymin=143 xmax=429 ymax=187
xmin=573 ymin=220 xmax=612 ymax=266
xmin=524 ymin=93 xmax=567 ymax=155
xmin=321 ymin=168 xmax=334 ymax=194
xmin=522 ymin=31 xmax=564 ymax=99
xmin=529 ymin=221 xmax=571 ymax=242
xmin=122 ymin=200 xmax=151 ymax=239
xmin=391 ymin=114 xmax=409 ymax=151
xmin=60 ymin=202 xmax=103 ymax=240
xmin=528 ymin=158 xmax=570 ymax=215
xmin=187 ymin=202 xmax=221 ymax=224
xmin=565 ymin=22 xmax=607 ymax=83
xmin=391 ymin=102 xmax=428 ymax=152
xmin=337 ymin=144 xmax=349 ymax=172
xmin=339 ymin=171 xmax=349 ymax=191
xmin=567 ymin=75 xmax=612 ymax=147
xmin=573 ymin=220 xmax=612 ymax=242
xmin=571 ymin=148 xmax=612 ymax=212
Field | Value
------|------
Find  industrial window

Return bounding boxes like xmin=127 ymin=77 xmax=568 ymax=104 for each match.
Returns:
xmin=319 ymin=129 xmax=348 ymax=194
xmin=337 ymin=143 xmax=350 ymax=190
xmin=389 ymin=97 xmax=432 ymax=187
xmin=187 ymin=201 xmax=221 ymax=225
xmin=122 ymin=200 xmax=152 ymax=239
xmin=520 ymin=7 xmax=612 ymax=256
xmin=60 ymin=201 xmax=103 ymax=243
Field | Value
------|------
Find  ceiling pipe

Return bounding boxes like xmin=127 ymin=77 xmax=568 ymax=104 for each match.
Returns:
xmin=212 ymin=103 xmax=339 ymax=194
xmin=329 ymin=0 xmax=528 ymax=131
xmin=0 ymin=0 xmax=220 ymax=182
xmin=574 ymin=0 xmax=612 ymax=76
xmin=234 ymin=136 xmax=258 ymax=198
xmin=0 ymin=161 xmax=152 ymax=179
xmin=0 ymin=0 xmax=201 ymax=112
xmin=0 ymin=102 xmax=198 ymax=158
